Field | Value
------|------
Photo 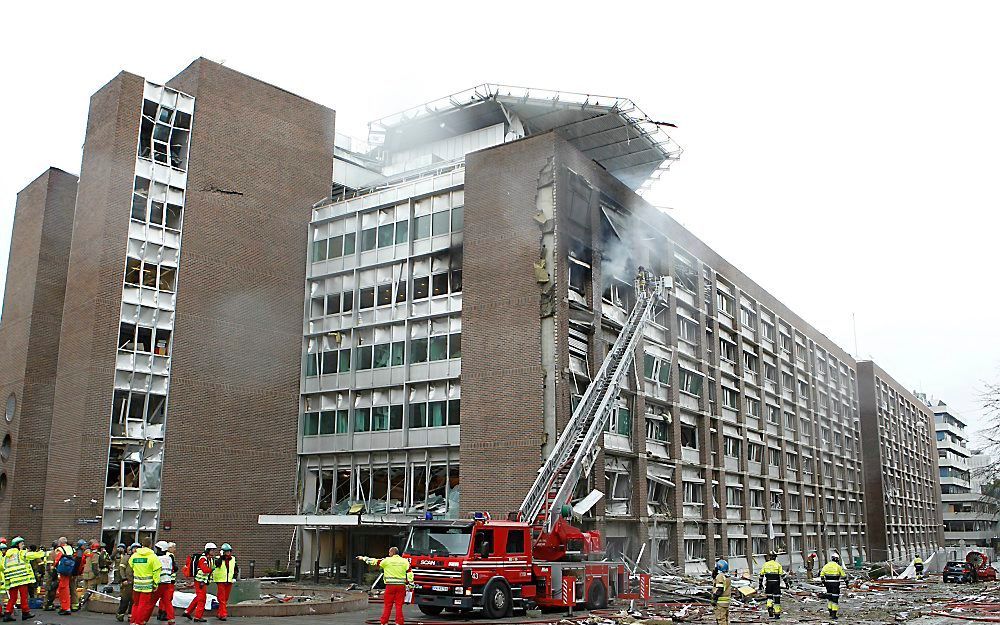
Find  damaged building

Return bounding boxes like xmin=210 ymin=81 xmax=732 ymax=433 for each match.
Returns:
xmin=0 ymin=70 xmax=941 ymax=575
xmin=281 ymin=85 xmax=911 ymax=578
xmin=0 ymin=59 xmax=335 ymax=565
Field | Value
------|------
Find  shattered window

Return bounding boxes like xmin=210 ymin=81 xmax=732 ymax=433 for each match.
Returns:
xmin=138 ymin=98 xmax=190 ymax=170
xmin=681 ymin=424 xmax=698 ymax=449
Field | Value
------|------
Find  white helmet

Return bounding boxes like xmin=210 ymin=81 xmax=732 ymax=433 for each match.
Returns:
xmin=205 ymin=542 xmax=218 ymax=550
xmin=154 ymin=541 xmax=169 ymax=551
xmin=831 ymin=552 xmax=841 ymax=562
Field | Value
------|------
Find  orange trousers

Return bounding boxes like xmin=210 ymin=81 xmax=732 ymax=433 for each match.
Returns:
xmin=5 ymin=585 xmax=30 ymax=615
xmin=57 ymin=575 xmax=73 ymax=611
xmin=155 ymin=583 xmax=175 ymax=623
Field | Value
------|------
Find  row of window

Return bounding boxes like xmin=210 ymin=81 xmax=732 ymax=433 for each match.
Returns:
xmin=131 ymin=176 xmax=184 ymax=231
xmin=302 ymin=399 xmax=461 ymax=435
xmin=306 ymin=333 xmax=461 ymax=377
xmin=118 ymin=323 xmax=171 ymax=356
xmin=124 ymin=258 xmax=176 ymax=292
xmin=311 ymin=270 xmax=462 ymax=317
xmin=312 ymin=207 xmax=463 ymax=262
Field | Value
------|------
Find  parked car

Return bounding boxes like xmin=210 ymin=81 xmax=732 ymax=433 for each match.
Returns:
xmin=943 ymin=561 xmax=976 ymax=583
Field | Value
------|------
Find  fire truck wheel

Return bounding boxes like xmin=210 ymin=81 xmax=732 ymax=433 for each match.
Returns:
xmin=586 ymin=580 xmax=608 ymax=610
xmin=417 ymin=605 xmax=444 ymax=616
xmin=481 ymin=579 xmax=512 ymax=619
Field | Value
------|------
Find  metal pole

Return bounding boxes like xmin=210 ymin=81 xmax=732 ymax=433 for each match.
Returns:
xmin=248 ymin=560 xmax=255 ymax=579
xmin=313 ymin=527 xmax=321 ymax=583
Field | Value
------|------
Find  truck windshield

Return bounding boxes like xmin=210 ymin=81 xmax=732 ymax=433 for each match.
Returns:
xmin=405 ymin=526 xmax=473 ymax=556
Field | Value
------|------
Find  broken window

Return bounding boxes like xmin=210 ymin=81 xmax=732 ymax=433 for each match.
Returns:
xmin=673 ymin=251 xmax=698 ymax=293
xmin=681 ymin=424 xmax=698 ymax=449
xmin=724 ymin=436 xmax=741 ymax=459
xmin=567 ymin=175 xmax=592 ymax=224
xmin=682 ymin=481 xmax=703 ymax=504
xmin=678 ymin=368 xmax=703 ymax=396
xmin=605 ymin=458 xmax=632 ymax=515
xmin=677 ymin=315 xmax=699 ymax=343
xmin=138 ymin=98 xmax=190 ymax=170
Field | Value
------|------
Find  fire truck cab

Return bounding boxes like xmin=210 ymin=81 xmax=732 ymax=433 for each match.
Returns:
xmin=404 ymin=516 xmax=620 ymax=618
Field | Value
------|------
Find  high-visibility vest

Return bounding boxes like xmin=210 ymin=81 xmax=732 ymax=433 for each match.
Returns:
xmin=129 ymin=548 xmax=162 ymax=593
xmin=914 ymin=557 xmax=923 ymax=565
xmin=158 ymin=554 xmax=176 ymax=584
xmin=820 ymin=561 xmax=847 ymax=579
xmin=211 ymin=556 xmax=237 ymax=583
xmin=760 ymin=559 xmax=785 ymax=587
xmin=3 ymin=548 xmax=44 ymax=588
xmin=363 ymin=555 xmax=412 ymax=585
xmin=714 ymin=572 xmax=732 ymax=605
xmin=194 ymin=555 xmax=213 ymax=584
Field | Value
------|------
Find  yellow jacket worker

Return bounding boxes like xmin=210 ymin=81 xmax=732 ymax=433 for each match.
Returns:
xmin=358 ymin=547 xmax=413 ymax=625
xmin=820 ymin=553 xmax=848 ymax=620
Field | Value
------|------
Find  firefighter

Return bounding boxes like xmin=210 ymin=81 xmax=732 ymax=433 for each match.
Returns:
xmin=357 ymin=547 xmax=414 ymax=625
xmin=819 ymin=552 xmax=848 ymax=620
xmin=116 ymin=544 xmax=138 ymax=623
xmin=128 ymin=538 xmax=161 ymax=625
xmin=42 ymin=542 xmax=58 ymax=611
xmin=758 ymin=551 xmax=790 ymax=619
xmin=211 ymin=544 xmax=237 ymax=621
xmin=804 ymin=551 xmax=817 ymax=580
xmin=711 ymin=558 xmax=732 ymax=625
xmin=2 ymin=537 xmax=45 ymax=621
xmin=182 ymin=543 xmax=216 ymax=623
xmin=153 ymin=542 xmax=176 ymax=625
xmin=99 ymin=543 xmax=112 ymax=586
xmin=82 ymin=541 xmax=102 ymax=595
xmin=913 ymin=555 xmax=924 ymax=578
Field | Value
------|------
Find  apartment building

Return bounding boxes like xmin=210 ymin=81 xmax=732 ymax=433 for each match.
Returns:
xmin=291 ymin=85 xmax=869 ymax=578
xmin=858 ymin=362 xmax=943 ymax=562
xmin=0 ymin=59 xmax=335 ymax=565
xmin=928 ymin=399 xmax=998 ymax=548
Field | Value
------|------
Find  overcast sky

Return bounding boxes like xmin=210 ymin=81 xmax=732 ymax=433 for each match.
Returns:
xmin=2 ymin=1 xmax=997 ymax=440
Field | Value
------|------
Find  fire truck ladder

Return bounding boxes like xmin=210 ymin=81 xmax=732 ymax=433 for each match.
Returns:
xmin=519 ymin=272 xmax=669 ymax=533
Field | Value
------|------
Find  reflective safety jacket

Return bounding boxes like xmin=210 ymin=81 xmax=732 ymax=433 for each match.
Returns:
xmin=2 ymin=548 xmax=45 ymax=588
xmin=129 ymin=547 xmax=162 ymax=593
xmin=362 ymin=555 xmax=413 ymax=586
xmin=714 ymin=572 xmax=732 ymax=605
xmin=759 ymin=560 xmax=786 ymax=590
xmin=158 ymin=554 xmax=176 ymax=584
xmin=194 ymin=555 xmax=213 ymax=584
xmin=820 ymin=561 xmax=847 ymax=580
xmin=211 ymin=555 xmax=237 ymax=583
xmin=914 ymin=557 xmax=923 ymax=565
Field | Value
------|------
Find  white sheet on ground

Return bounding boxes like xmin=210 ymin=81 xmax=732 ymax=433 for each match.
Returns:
xmin=172 ymin=591 xmax=218 ymax=610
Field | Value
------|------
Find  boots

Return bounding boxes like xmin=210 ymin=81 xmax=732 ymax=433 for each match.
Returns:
xmin=3 ymin=614 xmax=14 ymax=623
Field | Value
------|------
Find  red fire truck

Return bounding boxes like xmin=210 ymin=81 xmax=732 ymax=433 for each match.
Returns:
xmin=403 ymin=273 xmax=668 ymax=617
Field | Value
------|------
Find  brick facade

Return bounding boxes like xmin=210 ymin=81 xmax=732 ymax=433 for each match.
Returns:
xmin=157 ymin=59 xmax=334 ymax=564
xmin=0 ymin=168 xmax=78 ymax=541
xmin=461 ymin=134 xmax=556 ymax=517
xmin=42 ymin=72 xmax=146 ymax=543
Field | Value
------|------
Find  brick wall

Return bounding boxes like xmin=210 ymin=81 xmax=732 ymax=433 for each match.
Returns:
xmin=159 ymin=59 xmax=335 ymax=565
xmin=461 ymin=134 xmax=557 ymax=517
xmin=42 ymin=72 xmax=145 ymax=542
xmin=0 ymin=169 xmax=78 ymax=539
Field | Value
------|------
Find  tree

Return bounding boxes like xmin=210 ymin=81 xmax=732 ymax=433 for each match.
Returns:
xmin=976 ymin=381 xmax=1000 ymax=517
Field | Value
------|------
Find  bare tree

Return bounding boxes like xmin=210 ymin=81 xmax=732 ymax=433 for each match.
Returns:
xmin=975 ymin=381 xmax=1000 ymax=516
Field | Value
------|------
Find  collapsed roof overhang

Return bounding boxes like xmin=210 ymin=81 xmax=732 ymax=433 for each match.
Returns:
xmin=368 ymin=84 xmax=682 ymax=191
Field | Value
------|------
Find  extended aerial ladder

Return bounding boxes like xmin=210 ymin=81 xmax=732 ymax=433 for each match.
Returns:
xmin=518 ymin=270 xmax=671 ymax=535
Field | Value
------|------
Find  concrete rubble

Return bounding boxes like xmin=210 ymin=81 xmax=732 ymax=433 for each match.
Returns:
xmin=513 ymin=571 xmax=1000 ymax=624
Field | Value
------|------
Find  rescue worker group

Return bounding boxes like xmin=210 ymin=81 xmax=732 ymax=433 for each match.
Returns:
xmin=711 ymin=551 xmax=867 ymax=624
xmin=0 ymin=536 xmax=238 ymax=625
